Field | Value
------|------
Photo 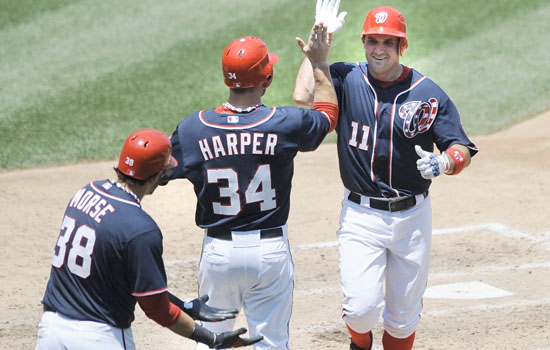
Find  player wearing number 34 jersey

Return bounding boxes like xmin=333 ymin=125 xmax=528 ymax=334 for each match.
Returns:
xmin=167 ymin=28 xmax=338 ymax=350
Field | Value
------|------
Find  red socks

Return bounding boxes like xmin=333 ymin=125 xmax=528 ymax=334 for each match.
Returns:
xmin=346 ymin=324 xmax=373 ymax=350
xmin=346 ymin=324 xmax=415 ymax=349
xmin=382 ymin=330 xmax=415 ymax=350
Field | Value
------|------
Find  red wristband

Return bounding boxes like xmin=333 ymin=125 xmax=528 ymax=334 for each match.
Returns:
xmin=445 ymin=148 xmax=466 ymax=175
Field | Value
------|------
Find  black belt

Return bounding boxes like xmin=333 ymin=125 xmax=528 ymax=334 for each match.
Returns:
xmin=43 ymin=304 xmax=56 ymax=313
xmin=206 ymin=227 xmax=283 ymax=241
xmin=348 ymin=191 xmax=428 ymax=212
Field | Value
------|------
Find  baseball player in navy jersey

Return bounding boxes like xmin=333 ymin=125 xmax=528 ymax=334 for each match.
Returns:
xmin=294 ymin=1 xmax=478 ymax=349
xmin=36 ymin=129 xmax=261 ymax=349
xmin=166 ymin=25 xmax=338 ymax=350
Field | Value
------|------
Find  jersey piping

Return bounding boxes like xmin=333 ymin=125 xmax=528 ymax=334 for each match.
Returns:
xmin=198 ymin=107 xmax=277 ymax=130
xmin=132 ymin=286 xmax=168 ymax=297
xmin=361 ymin=66 xmax=427 ymax=196
xmin=90 ymin=181 xmax=141 ymax=208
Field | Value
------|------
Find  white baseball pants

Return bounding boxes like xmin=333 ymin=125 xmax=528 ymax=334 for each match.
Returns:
xmin=338 ymin=191 xmax=432 ymax=338
xmin=36 ymin=311 xmax=134 ymax=350
xmin=195 ymin=225 xmax=294 ymax=350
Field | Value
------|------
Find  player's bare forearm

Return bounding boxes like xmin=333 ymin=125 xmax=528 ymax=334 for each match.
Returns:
xmin=294 ymin=58 xmax=315 ymax=107
xmin=168 ymin=312 xmax=196 ymax=338
xmin=312 ymin=62 xmax=336 ymax=105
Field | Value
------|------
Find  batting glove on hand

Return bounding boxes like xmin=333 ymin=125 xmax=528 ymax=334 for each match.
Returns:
xmin=212 ymin=328 xmax=263 ymax=349
xmin=315 ymin=0 xmax=347 ymax=34
xmin=415 ymin=145 xmax=450 ymax=179
xmin=169 ymin=294 xmax=238 ymax=322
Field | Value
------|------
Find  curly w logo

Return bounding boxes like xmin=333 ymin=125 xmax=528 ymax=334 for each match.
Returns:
xmin=399 ymin=98 xmax=438 ymax=138
xmin=375 ymin=12 xmax=388 ymax=24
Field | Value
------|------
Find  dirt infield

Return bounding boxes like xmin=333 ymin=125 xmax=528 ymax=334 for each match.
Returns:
xmin=1 ymin=111 xmax=549 ymax=350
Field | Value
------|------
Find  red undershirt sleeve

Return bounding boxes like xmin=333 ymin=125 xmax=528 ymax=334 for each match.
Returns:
xmin=313 ymin=102 xmax=339 ymax=133
xmin=136 ymin=291 xmax=182 ymax=327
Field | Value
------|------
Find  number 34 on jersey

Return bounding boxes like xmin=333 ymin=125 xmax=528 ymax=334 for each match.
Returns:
xmin=208 ymin=164 xmax=276 ymax=216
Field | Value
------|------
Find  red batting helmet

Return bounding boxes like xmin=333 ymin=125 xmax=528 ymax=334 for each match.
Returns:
xmin=222 ymin=36 xmax=279 ymax=89
xmin=117 ymin=129 xmax=177 ymax=180
xmin=361 ymin=6 xmax=408 ymax=56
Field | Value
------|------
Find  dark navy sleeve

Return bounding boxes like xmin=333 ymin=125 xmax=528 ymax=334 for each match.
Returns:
xmin=330 ymin=62 xmax=348 ymax=107
xmin=296 ymin=108 xmax=331 ymax=152
xmin=126 ymin=230 xmax=168 ymax=297
xmin=169 ymin=125 xmax=186 ymax=180
xmin=432 ymin=96 xmax=478 ymax=157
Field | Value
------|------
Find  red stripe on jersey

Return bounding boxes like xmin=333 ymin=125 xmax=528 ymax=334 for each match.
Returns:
xmin=361 ymin=70 xmax=379 ymax=184
xmin=90 ymin=181 xmax=141 ymax=208
xmin=387 ymin=76 xmax=427 ymax=195
xmin=199 ymin=107 xmax=276 ymax=130
xmin=132 ymin=286 xmax=168 ymax=297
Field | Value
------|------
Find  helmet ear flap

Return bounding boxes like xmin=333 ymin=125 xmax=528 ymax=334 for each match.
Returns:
xmin=261 ymin=74 xmax=273 ymax=88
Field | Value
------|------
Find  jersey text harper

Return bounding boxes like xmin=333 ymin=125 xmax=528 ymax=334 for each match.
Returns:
xmin=198 ymin=132 xmax=278 ymax=161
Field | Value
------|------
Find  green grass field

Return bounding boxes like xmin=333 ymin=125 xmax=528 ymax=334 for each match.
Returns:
xmin=1 ymin=0 xmax=549 ymax=170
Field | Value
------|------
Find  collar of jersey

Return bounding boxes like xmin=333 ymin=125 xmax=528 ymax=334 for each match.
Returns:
xmin=198 ymin=107 xmax=277 ymax=130
xmin=90 ymin=180 xmax=141 ymax=208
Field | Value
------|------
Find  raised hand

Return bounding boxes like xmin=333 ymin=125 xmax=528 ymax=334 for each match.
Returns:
xmin=296 ymin=23 xmax=331 ymax=67
xmin=315 ymin=0 xmax=347 ymax=34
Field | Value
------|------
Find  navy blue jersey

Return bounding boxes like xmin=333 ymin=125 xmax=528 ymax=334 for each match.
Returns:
xmin=330 ymin=62 xmax=478 ymax=197
xmin=170 ymin=105 xmax=330 ymax=231
xmin=42 ymin=180 xmax=168 ymax=329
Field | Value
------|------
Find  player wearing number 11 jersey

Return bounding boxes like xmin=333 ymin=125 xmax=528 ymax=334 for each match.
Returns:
xmin=167 ymin=30 xmax=338 ymax=349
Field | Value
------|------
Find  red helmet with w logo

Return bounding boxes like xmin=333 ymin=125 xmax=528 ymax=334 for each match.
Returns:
xmin=361 ymin=6 xmax=408 ymax=56
xmin=222 ymin=36 xmax=279 ymax=89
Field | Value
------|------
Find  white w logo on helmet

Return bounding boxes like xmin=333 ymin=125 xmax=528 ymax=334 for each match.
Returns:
xmin=374 ymin=12 xmax=388 ymax=24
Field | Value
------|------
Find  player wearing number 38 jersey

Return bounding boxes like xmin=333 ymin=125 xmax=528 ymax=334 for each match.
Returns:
xmin=167 ymin=28 xmax=337 ymax=349
xmin=37 ymin=129 xmax=261 ymax=350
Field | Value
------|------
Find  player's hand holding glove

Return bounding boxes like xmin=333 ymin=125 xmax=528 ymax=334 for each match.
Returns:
xmin=169 ymin=293 xmax=238 ymax=322
xmin=315 ymin=0 xmax=347 ymax=34
xmin=190 ymin=325 xmax=263 ymax=349
xmin=415 ymin=145 xmax=450 ymax=179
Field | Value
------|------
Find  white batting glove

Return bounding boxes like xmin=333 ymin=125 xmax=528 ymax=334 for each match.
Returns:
xmin=415 ymin=145 xmax=450 ymax=179
xmin=315 ymin=0 xmax=348 ymax=34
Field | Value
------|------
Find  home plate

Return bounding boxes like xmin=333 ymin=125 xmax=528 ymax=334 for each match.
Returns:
xmin=424 ymin=281 xmax=513 ymax=299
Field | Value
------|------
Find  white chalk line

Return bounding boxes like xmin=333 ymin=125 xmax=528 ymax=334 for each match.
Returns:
xmin=294 ymin=240 xmax=338 ymax=250
xmin=165 ymin=257 xmax=198 ymax=266
xmin=423 ymin=297 xmax=550 ymax=316
xmin=294 ymin=285 xmax=341 ymax=297
xmin=291 ymin=261 xmax=550 ymax=298
xmin=292 ymin=222 xmax=550 ymax=251
xmin=430 ymin=261 xmax=550 ymax=280
xmin=165 ymin=222 xmax=550 ymax=269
